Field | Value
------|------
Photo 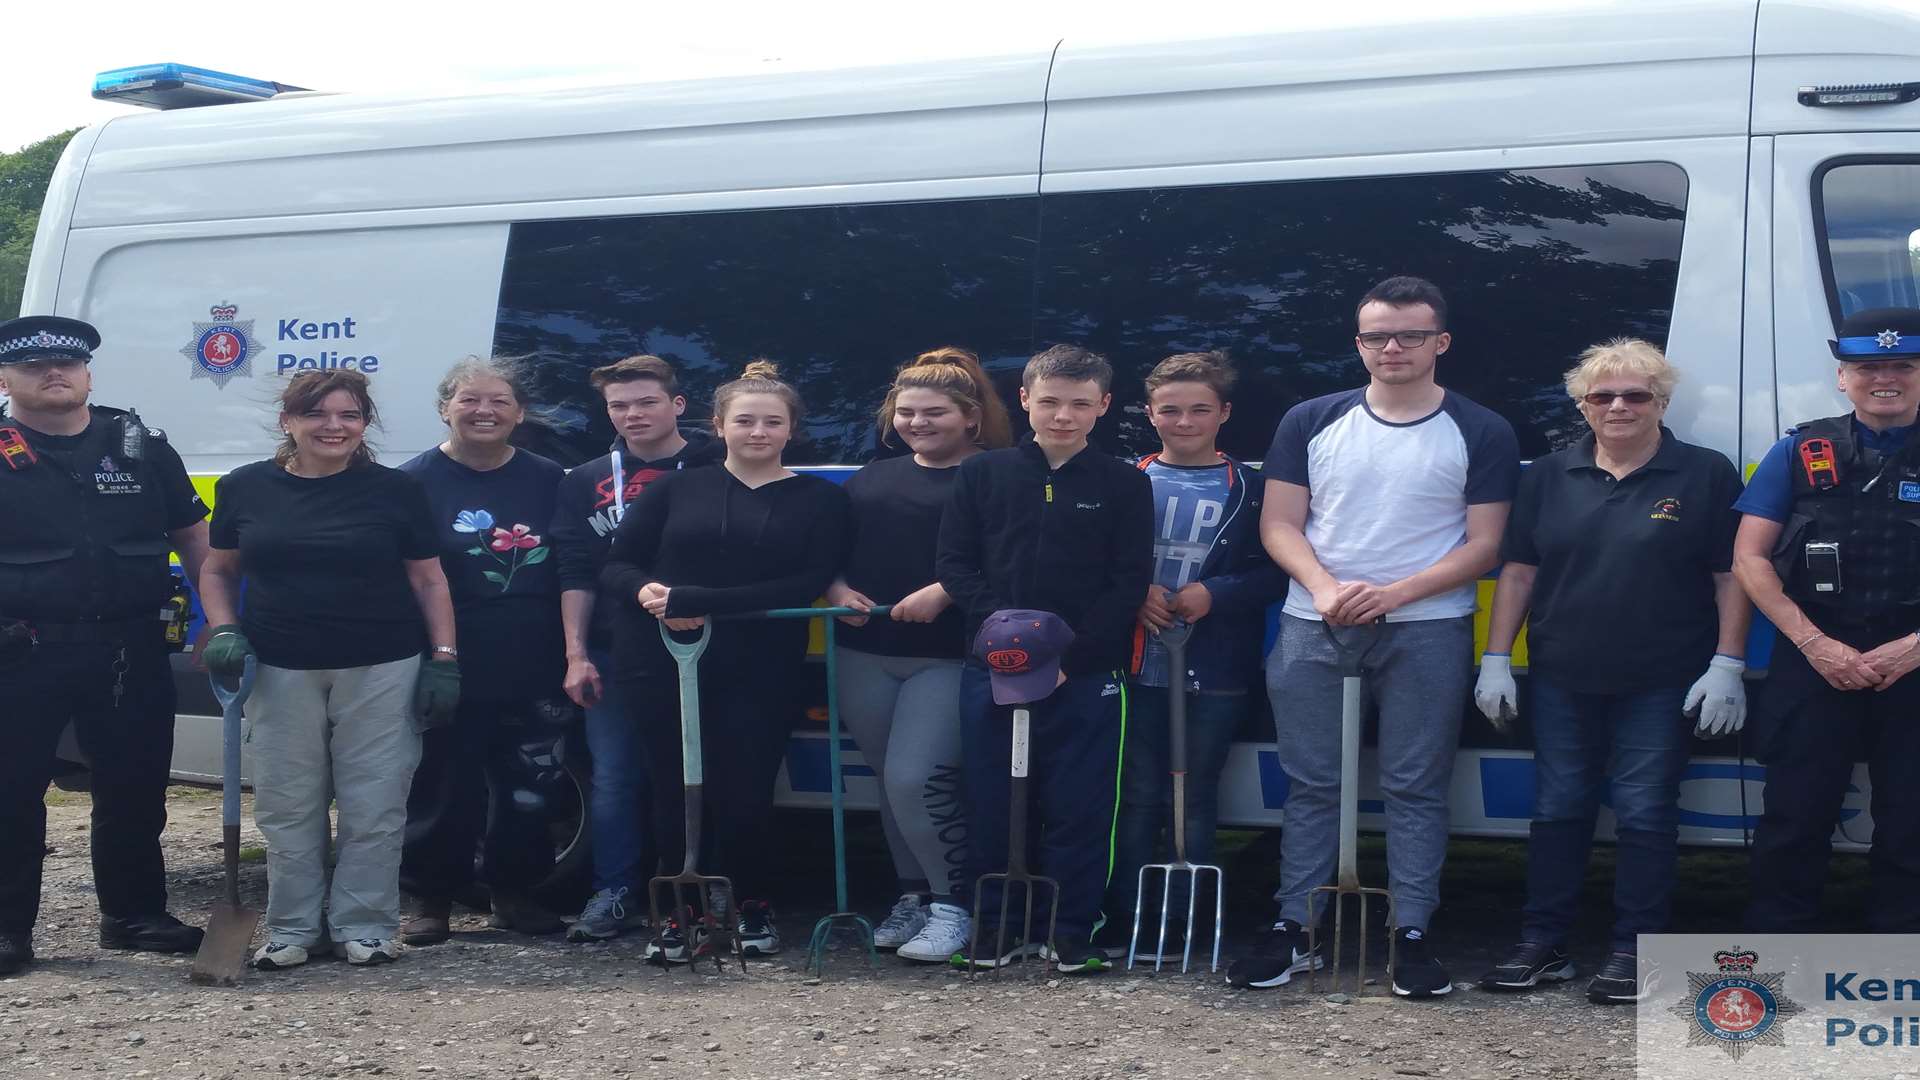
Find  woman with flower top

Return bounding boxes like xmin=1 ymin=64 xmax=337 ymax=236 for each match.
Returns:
xmin=396 ymin=356 xmax=569 ymax=943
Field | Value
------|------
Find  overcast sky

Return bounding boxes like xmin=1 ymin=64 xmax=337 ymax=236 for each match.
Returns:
xmin=3 ymin=0 xmax=1309 ymax=152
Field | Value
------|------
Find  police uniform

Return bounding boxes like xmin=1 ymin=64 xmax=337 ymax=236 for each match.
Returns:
xmin=0 ymin=316 xmax=208 ymax=971
xmin=1738 ymin=308 xmax=1920 ymax=933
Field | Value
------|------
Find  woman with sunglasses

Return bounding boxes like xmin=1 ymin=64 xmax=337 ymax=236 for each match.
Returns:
xmin=1472 ymin=339 xmax=1748 ymax=1006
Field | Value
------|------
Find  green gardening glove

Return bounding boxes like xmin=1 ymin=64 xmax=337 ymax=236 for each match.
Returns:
xmin=201 ymin=624 xmax=255 ymax=678
xmin=414 ymin=658 xmax=461 ymax=729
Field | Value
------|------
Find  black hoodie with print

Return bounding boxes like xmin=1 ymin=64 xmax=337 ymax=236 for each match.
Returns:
xmin=549 ymin=429 xmax=725 ymax=651
xmin=600 ymin=465 xmax=849 ymax=679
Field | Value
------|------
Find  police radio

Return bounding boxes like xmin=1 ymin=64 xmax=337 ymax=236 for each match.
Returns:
xmin=1798 ymin=437 xmax=1840 ymax=490
xmin=119 ymin=409 xmax=148 ymax=462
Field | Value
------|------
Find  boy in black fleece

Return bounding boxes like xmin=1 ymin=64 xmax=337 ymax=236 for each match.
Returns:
xmin=547 ymin=355 xmax=724 ymax=941
xmin=936 ymin=345 xmax=1153 ymax=973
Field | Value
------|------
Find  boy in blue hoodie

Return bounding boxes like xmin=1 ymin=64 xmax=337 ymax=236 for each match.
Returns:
xmin=1099 ymin=351 xmax=1287 ymax=961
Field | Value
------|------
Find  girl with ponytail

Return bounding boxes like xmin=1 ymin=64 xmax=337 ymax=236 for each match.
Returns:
xmin=825 ymin=346 xmax=1012 ymax=962
xmin=601 ymin=359 xmax=849 ymax=961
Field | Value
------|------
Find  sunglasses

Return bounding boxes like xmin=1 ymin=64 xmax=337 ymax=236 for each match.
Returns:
xmin=1582 ymin=390 xmax=1657 ymax=406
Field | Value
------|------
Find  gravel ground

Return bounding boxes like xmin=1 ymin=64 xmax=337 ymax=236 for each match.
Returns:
xmin=3 ymin=786 xmax=1753 ymax=1080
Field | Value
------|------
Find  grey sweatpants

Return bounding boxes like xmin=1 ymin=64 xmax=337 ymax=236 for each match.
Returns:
xmin=1266 ymin=614 xmax=1472 ymax=931
xmin=835 ymin=648 xmax=968 ymax=901
xmin=248 ymin=656 xmax=423 ymax=946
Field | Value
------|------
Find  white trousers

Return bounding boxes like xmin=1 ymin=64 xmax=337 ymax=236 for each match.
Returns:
xmin=248 ymin=656 xmax=422 ymax=945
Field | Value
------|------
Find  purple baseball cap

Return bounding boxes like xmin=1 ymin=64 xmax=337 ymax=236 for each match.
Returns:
xmin=971 ymin=609 xmax=1074 ymax=705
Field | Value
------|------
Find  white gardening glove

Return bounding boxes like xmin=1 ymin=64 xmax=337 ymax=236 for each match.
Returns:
xmin=1474 ymin=653 xmax=1518 ymax=734
xmin=1685 ymin=654 xmax=1747 ymax=738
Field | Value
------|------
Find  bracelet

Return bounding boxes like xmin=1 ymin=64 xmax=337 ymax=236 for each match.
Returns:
xmin=1791 ymin=631 xmax=1825 ymax=650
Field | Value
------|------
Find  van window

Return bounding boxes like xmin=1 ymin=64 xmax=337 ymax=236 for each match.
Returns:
xmin=1818 ymin=161 xmax=1920 ymax=319
xmin=1037 ymin=164 xmax=1689 ymax=461
xmin=492 ymin=197 xmax=1040 ymax=466
xmin=494 ymin=164 xmax=1687 ymax=465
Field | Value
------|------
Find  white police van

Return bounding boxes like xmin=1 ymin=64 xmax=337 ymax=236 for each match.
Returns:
xmin=22 ymin=0 xmax=1920 ymax=861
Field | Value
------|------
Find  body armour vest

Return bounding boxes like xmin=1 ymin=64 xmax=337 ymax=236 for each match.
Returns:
xmin=1769 ymin=414 xmax=1920 ymax=619
xmin=0 ymin=408 xmax=178 ymax=622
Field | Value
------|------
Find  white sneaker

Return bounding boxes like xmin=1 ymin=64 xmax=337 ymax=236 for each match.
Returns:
xmin=252 ymin=941 xmax=317 ymax=970
xmin=873 ymin=894 xmax=929 ymax=950
xmin=897 ymin=902 xmax=970 ymax=963
xmin=343 ymin=938 xmax=403 ymax=966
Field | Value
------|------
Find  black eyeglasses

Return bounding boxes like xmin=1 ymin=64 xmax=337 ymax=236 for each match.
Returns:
xmin=1581 ymin=390 xmax=1658 ymax=406
xmin=1356 ymin=330 xmax=1444 ymax=350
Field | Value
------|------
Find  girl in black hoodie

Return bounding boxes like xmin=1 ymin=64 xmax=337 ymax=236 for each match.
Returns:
xmin=601 ymin=361 xmax=848 ymax=961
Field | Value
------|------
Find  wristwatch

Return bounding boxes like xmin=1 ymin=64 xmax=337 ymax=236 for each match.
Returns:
xmin=432 ymin=645 xmax=459 ymax=660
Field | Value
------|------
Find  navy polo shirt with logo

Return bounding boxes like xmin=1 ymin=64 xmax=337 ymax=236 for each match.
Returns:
xmin=1499 ymin=427 xmax=1743 ymax=694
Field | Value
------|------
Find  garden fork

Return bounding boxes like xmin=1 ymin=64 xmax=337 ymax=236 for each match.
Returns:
xmin=649 ymin=621 xmax=739 ymax=973
xmin=1128 ymin=621 xmax=1224 ymax=974
xmin=1306 ymin=618 xmax=1393 ymax=995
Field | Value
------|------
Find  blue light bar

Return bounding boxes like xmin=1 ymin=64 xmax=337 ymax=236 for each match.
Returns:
xmin=92 ymin=64 xmax=308 ymax=110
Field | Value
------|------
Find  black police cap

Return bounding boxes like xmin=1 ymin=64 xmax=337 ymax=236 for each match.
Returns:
xmin=1831 ymin=307 xmax=1920 ymax=362
xmin=0 ymin=315 xmax=100 ymax=366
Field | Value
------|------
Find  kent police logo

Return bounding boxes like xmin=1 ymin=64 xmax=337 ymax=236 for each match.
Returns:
xmin=178 ymin=303 xmax=260 ymax=389
xmin=1667 ymin=947 xmax=1803 ymax=1060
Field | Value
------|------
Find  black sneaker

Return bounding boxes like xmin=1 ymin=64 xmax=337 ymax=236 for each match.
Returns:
xmin=1390 ymin=927 xmax=1453 ymax=998
xmin=1587 ymin=951 xmax=1642 ymax=1005
xmin=951 ymin=925 xmax=1041 ymax=970
xmin=1042 ymin=939 xmax=1109 ymax=975
xmin=737 ymin=901 xmax=781 ymax=957
xmin=1480 ymin=941 xmax=1576 ymax=991
xmin=1225 ymin=919 xmax=1321 ymax=989
xmin=645 ymin=918 xmax=691 ymax=965
xmin=0 ymin=932 xmax=32 ymax=975
xmin=100 ymin=912 xmax=203 ymax=954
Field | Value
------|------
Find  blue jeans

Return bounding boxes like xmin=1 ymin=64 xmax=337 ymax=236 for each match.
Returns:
xmin=1106 ymin=684 xmax=1242 ymax=927
xmin=585 ymin=647 xmax=653 ymax=894
xmin=1522 ymin=673 xmax=1690 ymax=952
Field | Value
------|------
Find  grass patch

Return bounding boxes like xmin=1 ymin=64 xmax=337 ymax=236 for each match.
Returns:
xmin=238 ymin=846 xmax=266 ymax=864
xmin=167 ymin=784 xmax=222 ymax=802
xmin=43 ymin=787 xmax=85 ymax=807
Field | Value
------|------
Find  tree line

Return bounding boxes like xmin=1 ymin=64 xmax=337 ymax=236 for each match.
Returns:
xmin=1 ymin=131 xmax=79 ymax=318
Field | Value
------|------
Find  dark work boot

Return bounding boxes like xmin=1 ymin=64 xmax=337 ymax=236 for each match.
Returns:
xmin=100 ymin=912 xmax=204 ymax=954
xmin=0 ymin=932 xmax=32 ymax=974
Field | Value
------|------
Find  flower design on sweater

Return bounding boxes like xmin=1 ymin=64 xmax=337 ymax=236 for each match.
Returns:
xmin=453 ymin=509 xmax=548 ymax=592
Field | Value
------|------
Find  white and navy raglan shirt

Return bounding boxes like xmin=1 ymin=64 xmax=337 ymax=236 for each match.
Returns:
xmin=1265 ymin=388 xmax=1520 ymax=623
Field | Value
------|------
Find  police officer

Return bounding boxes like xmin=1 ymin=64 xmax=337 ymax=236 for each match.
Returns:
xmin=0 ymin=316 xmax=211 ymax=974
xmin=1733 ymin=307 xmax=1920 ymax=933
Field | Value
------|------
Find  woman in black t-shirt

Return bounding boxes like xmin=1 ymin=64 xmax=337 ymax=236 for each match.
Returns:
xmin=396 ymin=357 xmax=568 ymax=945
xmin=824 ymin=348 xmax=1011 ymax=962
xmin=603 ymin=360 xmax=848 ymax=962
xmin=199 ymin=371 xmax=459 ymax=972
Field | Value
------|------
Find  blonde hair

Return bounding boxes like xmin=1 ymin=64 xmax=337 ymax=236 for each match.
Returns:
xmin=713 ymin=358 xmax=803 ymax=425
xmin=878 ymin=346 xmax=1013 ymax=450
xmin=1564 ymin=338 xmax=1678 ymax=402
